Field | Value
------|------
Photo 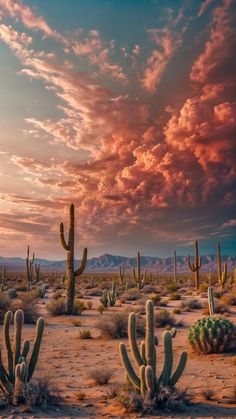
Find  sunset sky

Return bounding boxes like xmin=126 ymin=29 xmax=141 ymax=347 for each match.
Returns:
xmin=0 ymin=0 xmax=235 ymax=259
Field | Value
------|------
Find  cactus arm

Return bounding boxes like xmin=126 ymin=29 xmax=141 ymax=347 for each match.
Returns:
xmin=169 ymin=351 xmax=187 ymax=387
xmin=146 ymin=300 xmax=155 ymax=370
xmin=140 ymin=341 xmax=146 ymax=365
xmin=129 ymin=313 xmax=143 ymax=367
xmin=14 ymin=310 xmax=24 ymax=368
xmin=3 ymin=311 xmax=13 ymax=382
xmin=187 ymin=255 xmax=195 ymax=272
xmin=145 ymin=365 xmax=154 ymax=397
xmin=27 ymin=317 xmax=44 ymax=381
xmin=119 ymin=343 xmax=140 ymax=390
xmin=140 ymin=365 xmax=146 ymax=395
xmin=74 ymin=247 xmax=88 ymax=276
xmin=160 ymin=331 xmax=173 ymax=385
xmin=60 ymin=222 xmax=69 ymax=250
xmin=21 ymin=340 xmax=30 ymax=359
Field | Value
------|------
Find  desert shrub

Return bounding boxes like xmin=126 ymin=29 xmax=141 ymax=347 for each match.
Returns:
xmin=52 ymin=290 xmax=63 ymax=300
xmin=0 ymin=294 xmax=11 ymax=323
xmin=119 ymin=290 xmax=141 ymax=303
xmin=173 ymin=308 xmax=181 ymax=314
xmin=97 ymin=304 xmax=105 ymax=314
xmin=199 ymin=283 xmax=208 ymax=293
xmin=203 ymin=301 xmax=229 ymax=315
xmin=16 ymin=281 xmax=28 ymax=292
xmin=97 ymin=313 xmax=145 ymax=339
xmin=79 ymin=329 xmax=92 ymax=339
xmin=7 ymin=288 xmax=17 ymax=299
xmin=155 ymin=310 xmax=177 ymax=328
xmin=22 ymin=290 xmax=39 ymax=301
xmin=46 ymin=298 xmax=66 ymax=315
xmin=118 ymin=385 xmax=190 ymax=414
xmin=73 ymin=299 xmax=85 ymax=314
xmin=221 ymin=292 xmax=236 ymax=306
xmin=88 ymin=368 xmax=113 ymax=385
xmin=166 ymin=284 xmax=179 ymax=292
xmin=169 ymin=292 xmax=181 ymax=300
xmin=143 ymin=285 xmax=157 ymax=294
xmin=85 ymin=288 xmax=103 ymax=297
xmin=13 ymin=298 xmax=40 ymax=324
xmin=149 ymin=293 xmax=161 ymax=305
xmin=22 ymin=375 xmax=61 ymax=410
xmin=180 ymin=298 xmax=202 ymax=311
xmin=87 ymin=301 xmax=93 ymax=310
xmin=71 ymin=319 xmax=81 ymax=327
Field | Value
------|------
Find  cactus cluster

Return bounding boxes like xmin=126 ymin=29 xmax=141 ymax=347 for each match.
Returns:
xmin=187 ymin=240 xmax=202 ymax=290
xmin=0 ymin=310 xmax=44 ymax=401
xmin=188 ymin=317 xmax=234 ymax=354
xmin=100 ymin=281 xmax=117 ymax=307
xmin=119 ymin=300 xmax=187 ymax=399
xmin=60 ymin=203 xmax=87 ymax=314
xmin=133 ymin=252 xmax=146 ymax=290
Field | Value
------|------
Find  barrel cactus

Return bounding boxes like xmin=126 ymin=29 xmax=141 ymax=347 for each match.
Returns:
xmin=188 ymin=317 xmax=234 ymax=354
xmin=119 ymin=300 xmax=187 ymax=399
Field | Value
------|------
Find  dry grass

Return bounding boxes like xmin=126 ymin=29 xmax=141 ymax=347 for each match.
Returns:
xmin=88 ymin=368 xmax=114 ymax=385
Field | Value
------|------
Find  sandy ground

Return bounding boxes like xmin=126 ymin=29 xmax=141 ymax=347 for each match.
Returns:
xmin=0 ymin=290 xmax=235 ymax=419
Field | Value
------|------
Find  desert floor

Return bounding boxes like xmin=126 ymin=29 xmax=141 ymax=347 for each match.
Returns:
xmin=0 ymin=287 xmax=236 ymax=419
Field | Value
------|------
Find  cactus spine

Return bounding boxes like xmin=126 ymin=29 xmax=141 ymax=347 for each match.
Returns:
xmin=119 ymin=266 xmax=126 ymax=291
xmin=119 ymin=300 xmax=187 ymax=398
xmin=0 ymin=310 xmax=44 ymax=400
xmin=26 ymin=246 xmax=35 ymax=291
xmin=208 ymin=287 xmax=215 ymax=316
xmin=187 ymin=240 xmax=202 ymax=290
xmin=60 ymin=203 xmax=87 ymax=314
xmin=173 ymin=250 xmax=177 ymax=283
xmin=133 ymin=252 xmax=146 ymax=290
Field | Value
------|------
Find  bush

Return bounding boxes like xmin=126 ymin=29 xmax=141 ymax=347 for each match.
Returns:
xmin=22 ymin=375 xmax=61 ymax=409
xmin=79 ymin=329 xmax=92 ymax=339
xmin=199 ymin=283 xmax=208 ymax=293
xmin=0 ymin=294 xmax=11 ymax=323
xmin=155 ymin=310 xmax=176 ymax=328
xmin=221 ymin=292 xmax=236 ymax=306
xmin=169 ymin=292 xmax=181 ymax=300
xmin=52 ymin=290 xmax=63 ymax=300
xmin=149 ymin=293 xmax=161 ymax=305
xmin=167 ymin=284 xmax=179 ymax=292
xmin=120 ymin=290 xmax=141 ymax=303
xmin=7 ymin=288 xmax=17 ymax=299
xmin=87 ymin=301 xmax=93 ymax=310
xmin=46 ymin=298 xmax=66 ymax=316
xmin=180 ymin=299 xmax=202 ymax=311
xmin=97 ymin=304 xmax=105 ymax=315
xmin=97 ymin=313 xmax=145 ymax=339
xmin=13 ymin=298 xmax=40 ymax=324
xmin=73 ymin=299 xmax=85 ymax=315
xmin=88 ymin=368 xmax=113 ymax=385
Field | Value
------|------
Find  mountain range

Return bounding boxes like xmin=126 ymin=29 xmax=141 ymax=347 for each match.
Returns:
xmin=0 ymin=253 xmax=235 ymax=274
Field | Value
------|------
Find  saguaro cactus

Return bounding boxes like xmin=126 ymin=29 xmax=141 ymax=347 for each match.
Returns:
xmin=133 ymin=252 xmax=146 ymax=290
xmin=119 ymin=300 xmax=187 ymax=398
xmin=173 ymin=250 xmax=177 ymax=283
xmin=217 ymin=242 xmax=222 ymax=285
xmin=108 ymin=281 xmax=116 ymax=306
xmin=187 ymin=240 xmax=202 ymax=289
xmin=60 ymin=203 xmax=87 ymax=314
xmin=26 ymin=246 xmax=35 ymax=291
xmin=119 ymin=266 xmax=126 ymax=291
xmin=0 ymin=309 xmax=44 ymax=401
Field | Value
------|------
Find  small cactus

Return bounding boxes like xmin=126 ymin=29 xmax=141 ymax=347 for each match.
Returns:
xmin=188 ymin=317 xmax=234 ymax=354
xmin=100 ymin=291 xmax=109 ymax=307
xmin=0 ymin=310 xmax=44 ymax=402
xmin=119 ymin=300 xmax=187 ymax=398
xmin=133 ymin=252 xmax=146 ymax=290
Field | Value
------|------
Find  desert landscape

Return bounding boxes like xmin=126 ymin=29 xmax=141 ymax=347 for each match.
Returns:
xmin=0 ymin=0 xmax=236 ymax=417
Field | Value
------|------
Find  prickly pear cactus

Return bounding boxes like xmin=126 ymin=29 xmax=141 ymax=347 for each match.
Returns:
xmin=188 ymin=317 xmax=234 ymax=354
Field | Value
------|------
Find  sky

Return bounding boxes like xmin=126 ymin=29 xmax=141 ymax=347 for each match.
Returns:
xmin=0 ymin=0 xmax=235 ymax=259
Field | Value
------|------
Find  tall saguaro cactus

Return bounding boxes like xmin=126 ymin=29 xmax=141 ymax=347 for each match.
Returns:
xmin=173 ymin=250 xmax=177 ymax=283
xmin=187 ymin=240 xmax=202 ymax=290
xmin=119 ymin=300 xmax=187 ymax=398
xmin=133 ymin=252 xmax=146 ymax=290
xmin=60 ymin=203 xmax=87 ymax=314
xmin=217 ymin=243 xmax=228 ymax=289
xmin=26 ymin=246 xmax=35 ymax=291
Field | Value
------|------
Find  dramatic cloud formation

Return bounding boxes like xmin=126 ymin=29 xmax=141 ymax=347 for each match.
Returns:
xmin=0 ymin=0 xmax=235 ymax=258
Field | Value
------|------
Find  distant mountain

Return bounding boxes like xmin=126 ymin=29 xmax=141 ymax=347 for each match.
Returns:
xmin=0 ymin=253 xmax=235 ymax=273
